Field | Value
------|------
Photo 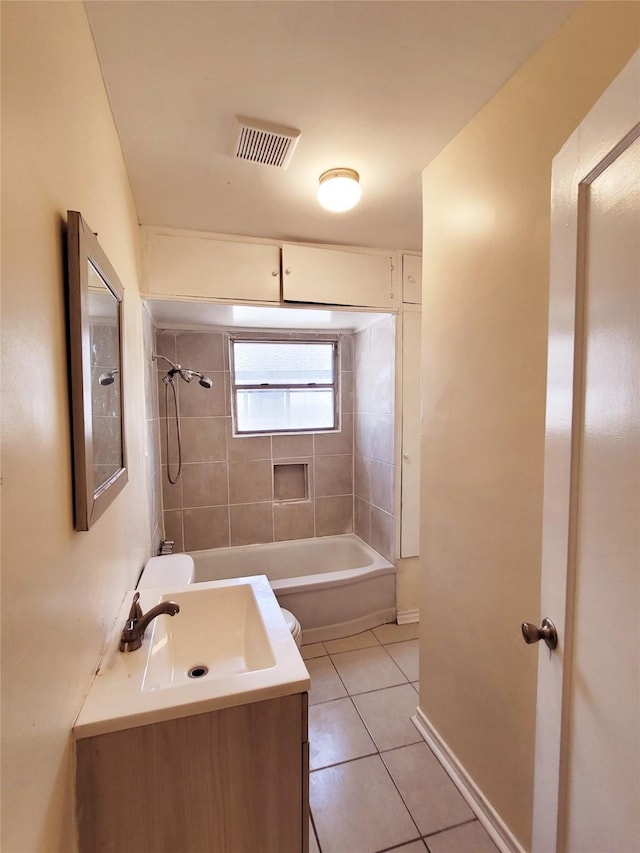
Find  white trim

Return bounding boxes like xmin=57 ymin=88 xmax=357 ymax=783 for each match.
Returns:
xmin=412 ymin=707 xmax=526 ymax=853
xmin=396 ymin=608 xmax=419 ymax=624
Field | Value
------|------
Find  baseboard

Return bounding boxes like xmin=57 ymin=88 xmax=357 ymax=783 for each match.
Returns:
xmin=412 ymin=708 xmax=526 ymax=853
xmin=396 ymin=608 xmax=419 ymax=624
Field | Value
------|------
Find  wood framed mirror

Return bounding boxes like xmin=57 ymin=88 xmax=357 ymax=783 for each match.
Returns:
xmin=67 ymin=210 xmax=127 ymax=530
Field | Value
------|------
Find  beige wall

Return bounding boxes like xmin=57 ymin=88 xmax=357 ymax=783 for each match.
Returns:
xmin=418 ymin=2 xmax=640 ymax=848
xmin=1 ymin=3 xmax=150 ymax=851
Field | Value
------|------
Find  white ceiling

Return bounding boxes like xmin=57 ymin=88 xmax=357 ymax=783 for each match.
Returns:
xmin=85 ymin=1 xmax=577 ymax=253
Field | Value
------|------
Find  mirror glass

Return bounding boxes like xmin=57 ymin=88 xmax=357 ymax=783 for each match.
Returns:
xmin=88 ymin=261 xmax=123 ymax=492
xmin=67 ymin=211 xmax=128 ymax=530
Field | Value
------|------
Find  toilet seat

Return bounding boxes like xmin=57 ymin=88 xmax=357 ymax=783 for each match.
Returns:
xmin=281 ymin=608 xmax=302 ymax=648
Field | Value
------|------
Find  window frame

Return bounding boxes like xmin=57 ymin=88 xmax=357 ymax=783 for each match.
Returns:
xmin=229 ymin=335 xmax=340 ymax=436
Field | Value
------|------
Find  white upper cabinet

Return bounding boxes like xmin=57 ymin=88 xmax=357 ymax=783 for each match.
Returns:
xmin=282 ymin=244 xmax=397 ymax=309
xmin=141 ymin=229 xmax=281 ymax=303
xmin=402 ymin=254 xmax=422 ymax=304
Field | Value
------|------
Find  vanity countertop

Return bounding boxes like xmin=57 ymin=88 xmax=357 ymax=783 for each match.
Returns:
xmin=73 ymin=575 xmax=310 ymax=739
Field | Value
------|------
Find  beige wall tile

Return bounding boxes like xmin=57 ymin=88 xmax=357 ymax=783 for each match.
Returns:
xmin=229 ymin=459 xmax=273 ymax=503
xmin=314 ymin=414 xmax=353 ymax=456
xmin=354 ymin=327 xmax=371 ymax=370
xmin=371 ymin=461 xmax=394 ymax=514
xmin=163 ymin=510 xmax=184 ymax=552
xmin=178 ymin=372 xmax=226 ymax=417
xmin=340 ymin=335 xmax=354 ymax=371
xmin=183 ymin=506 xmax=230 ymax=551
xmin=176 ymin=330 xmax=224 ymax=372
xmin=272 ymin=433 xmax=313 ymax=458
xmin=354 ymin=455 xmax=371 ymax=502
xmin=341 ymin=371 xmax=354 ymax=414
xmin=161 ymin=467 xmax=183 ymax=510
xmin=227 ymin=422 xmax=272 ymax=461
xmin=370 ymin=316 xmax=396 ymax=367
xmin=371 ymin=506 xmax=393 ymax=560
xmin=230 ymin=503 xmax=274 ymax=546
xmin=180 ymin=416 xmax=227 ymax=463
xmin=316 ymin=496 xmax=353 ymax=536
xmin=315 ymin=455 xmax=353 ymax=497
xmin=354 ymin=414 xmax=372 ymax=459
xmin=274 ymin=501 xmax=314 ymax=541
xmin=370 ymin=362 xmax=394 ymax=415
xmin=155 ymin=329 xmax=176 ymax=363
xmin=354 ymin=496 xmax=371 ymax=542
xmin=370 ymin=415 xmax=394 ymax=464
xmin=182 ymin=462 xmax=228 ymax=508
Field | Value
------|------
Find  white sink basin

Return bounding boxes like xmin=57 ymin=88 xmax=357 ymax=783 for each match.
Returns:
xmin=143 ymin=583 xmax=276 ymax=692
xmin=74 ymin=575 xmax=310 ymax=739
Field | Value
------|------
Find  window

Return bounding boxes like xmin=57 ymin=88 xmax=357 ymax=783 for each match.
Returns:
xmin=230 ymin=339 xmax=338 ymax=434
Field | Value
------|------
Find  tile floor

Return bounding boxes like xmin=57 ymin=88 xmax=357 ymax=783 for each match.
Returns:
xmin=302 ymin=623 xmax=499 ymax=853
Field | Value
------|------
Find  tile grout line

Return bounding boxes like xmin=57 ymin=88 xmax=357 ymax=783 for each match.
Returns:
xmin=310 ymin=631 xmax=476 ymax=853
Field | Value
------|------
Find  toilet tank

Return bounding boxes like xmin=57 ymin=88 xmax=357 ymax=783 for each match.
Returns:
xmin=138 ymin=553 xmax=195 ymax=589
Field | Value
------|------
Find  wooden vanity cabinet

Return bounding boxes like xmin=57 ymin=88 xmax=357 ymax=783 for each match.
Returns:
xmin=76 ymin=692 xmax=309 ymax=853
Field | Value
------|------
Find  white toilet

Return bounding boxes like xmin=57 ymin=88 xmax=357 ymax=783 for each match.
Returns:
xmin=280 ymin=608 xmax=303 ymax=648
xmin=138 ymin=554 xmax=303 ymax=648
xmin=138 ymin=553 xmax=195 ymax=588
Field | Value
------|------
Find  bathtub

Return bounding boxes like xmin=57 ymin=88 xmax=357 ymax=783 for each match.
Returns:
xmin=188 ymin=534 xmax=396 ymax=644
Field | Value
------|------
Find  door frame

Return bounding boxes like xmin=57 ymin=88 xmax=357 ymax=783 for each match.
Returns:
xmin=532 ymin=49 xmax=640 ymax=853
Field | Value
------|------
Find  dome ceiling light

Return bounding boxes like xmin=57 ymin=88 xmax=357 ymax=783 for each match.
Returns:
xmin=317 ymin=168 xmax=361 ymax=212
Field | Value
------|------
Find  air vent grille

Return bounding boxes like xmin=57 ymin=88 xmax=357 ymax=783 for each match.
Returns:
xmin=229 ymin=116 xmax=301 ymax=169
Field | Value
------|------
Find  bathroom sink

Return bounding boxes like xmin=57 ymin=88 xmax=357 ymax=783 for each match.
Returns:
xmin=142 ymin=583 xmax=276 ymax=692
xmin=73 ymin=575 xmax=310 ymax=739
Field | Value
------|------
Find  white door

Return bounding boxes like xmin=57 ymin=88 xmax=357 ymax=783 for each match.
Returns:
xmin=532 ymin=51 xmax=640 ymax=852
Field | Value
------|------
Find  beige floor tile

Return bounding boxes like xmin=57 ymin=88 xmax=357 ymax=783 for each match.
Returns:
xmin=373 ymin=622 xmax=420 ymax=644
xmin=310 ymin=755 xmax=419 ymax=853
xmin=331 ymin=645 xmax=408 ymax=695
xmin=324 ymin=630 xmax=380 ymax=654
xmin=385 ymin=639 xmax=419 ymax=681
xmin=352 ymin=684 xmax=422 ymax=751
xmin=424 ymin=820 xmax=498 ymax=853
xmin=306 ymin=656 xmax=347 ymax=705
xmin=382 ymin=743 xmax=473 ymax=836
xmin=309 ymin=697 xmax=376 ymax=770
xmin=301 ymin=642 xmax=327 ymax=660
xmin=391 ymin=842 xmax=428 ymax=852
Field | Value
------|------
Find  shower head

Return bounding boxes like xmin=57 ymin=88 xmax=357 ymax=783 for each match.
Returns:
xmin=152 ymin=354 xmax=212 ymax=389
xmin=98 ymin=368 xmax=118 ymax=386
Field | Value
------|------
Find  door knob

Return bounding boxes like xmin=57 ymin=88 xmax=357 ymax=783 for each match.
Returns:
xmin=521 ymin=617 xmax=558 ymax=650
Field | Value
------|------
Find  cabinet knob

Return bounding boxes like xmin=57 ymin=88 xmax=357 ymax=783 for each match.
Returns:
xmin=407 ymin=275 xmax=415 ymax=283
xmin=285 ymin=267 xmax=291 ymax=275
xmin=271 ymin=269 xmax=278 ymax=277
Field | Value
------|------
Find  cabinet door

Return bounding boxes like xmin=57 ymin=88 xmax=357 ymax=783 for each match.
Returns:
xmin=282 ymin=243 xmax=396 ymax=308
xmin=402 ymin=254 xmax=422 ymax=304
xmin=142 ymin=230 xmax=281 ymax=302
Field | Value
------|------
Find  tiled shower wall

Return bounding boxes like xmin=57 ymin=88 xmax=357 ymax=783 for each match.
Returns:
xmin=353 ymin=316 xmax=396 ymax=560
xmin=153 ymin=328 xmax=355 ymax=552
xmin=142 ymin=305 xmax=164 ymax=553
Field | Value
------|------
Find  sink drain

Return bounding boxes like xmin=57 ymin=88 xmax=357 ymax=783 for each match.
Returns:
xmin=188 ymin=665 xmax=209 ymax=679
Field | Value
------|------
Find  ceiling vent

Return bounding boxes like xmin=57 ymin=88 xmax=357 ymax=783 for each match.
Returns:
xmin=228 ymin=116 xmax=301 ymax=169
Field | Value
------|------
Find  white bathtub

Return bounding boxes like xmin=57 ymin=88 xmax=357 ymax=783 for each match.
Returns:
xmin=188 ymin=534 xmax=396 ymax=644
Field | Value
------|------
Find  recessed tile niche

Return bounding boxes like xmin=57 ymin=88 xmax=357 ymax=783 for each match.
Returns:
xmin=274 ymin=463 xmax=308 ymax=502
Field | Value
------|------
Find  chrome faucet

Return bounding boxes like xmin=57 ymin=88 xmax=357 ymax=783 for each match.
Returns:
xmin=119 ymin=592 xmax=180 ymax=652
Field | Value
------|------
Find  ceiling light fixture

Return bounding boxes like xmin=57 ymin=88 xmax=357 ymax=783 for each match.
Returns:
xmin=317 ymin=168 xmax=361 ymax=212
